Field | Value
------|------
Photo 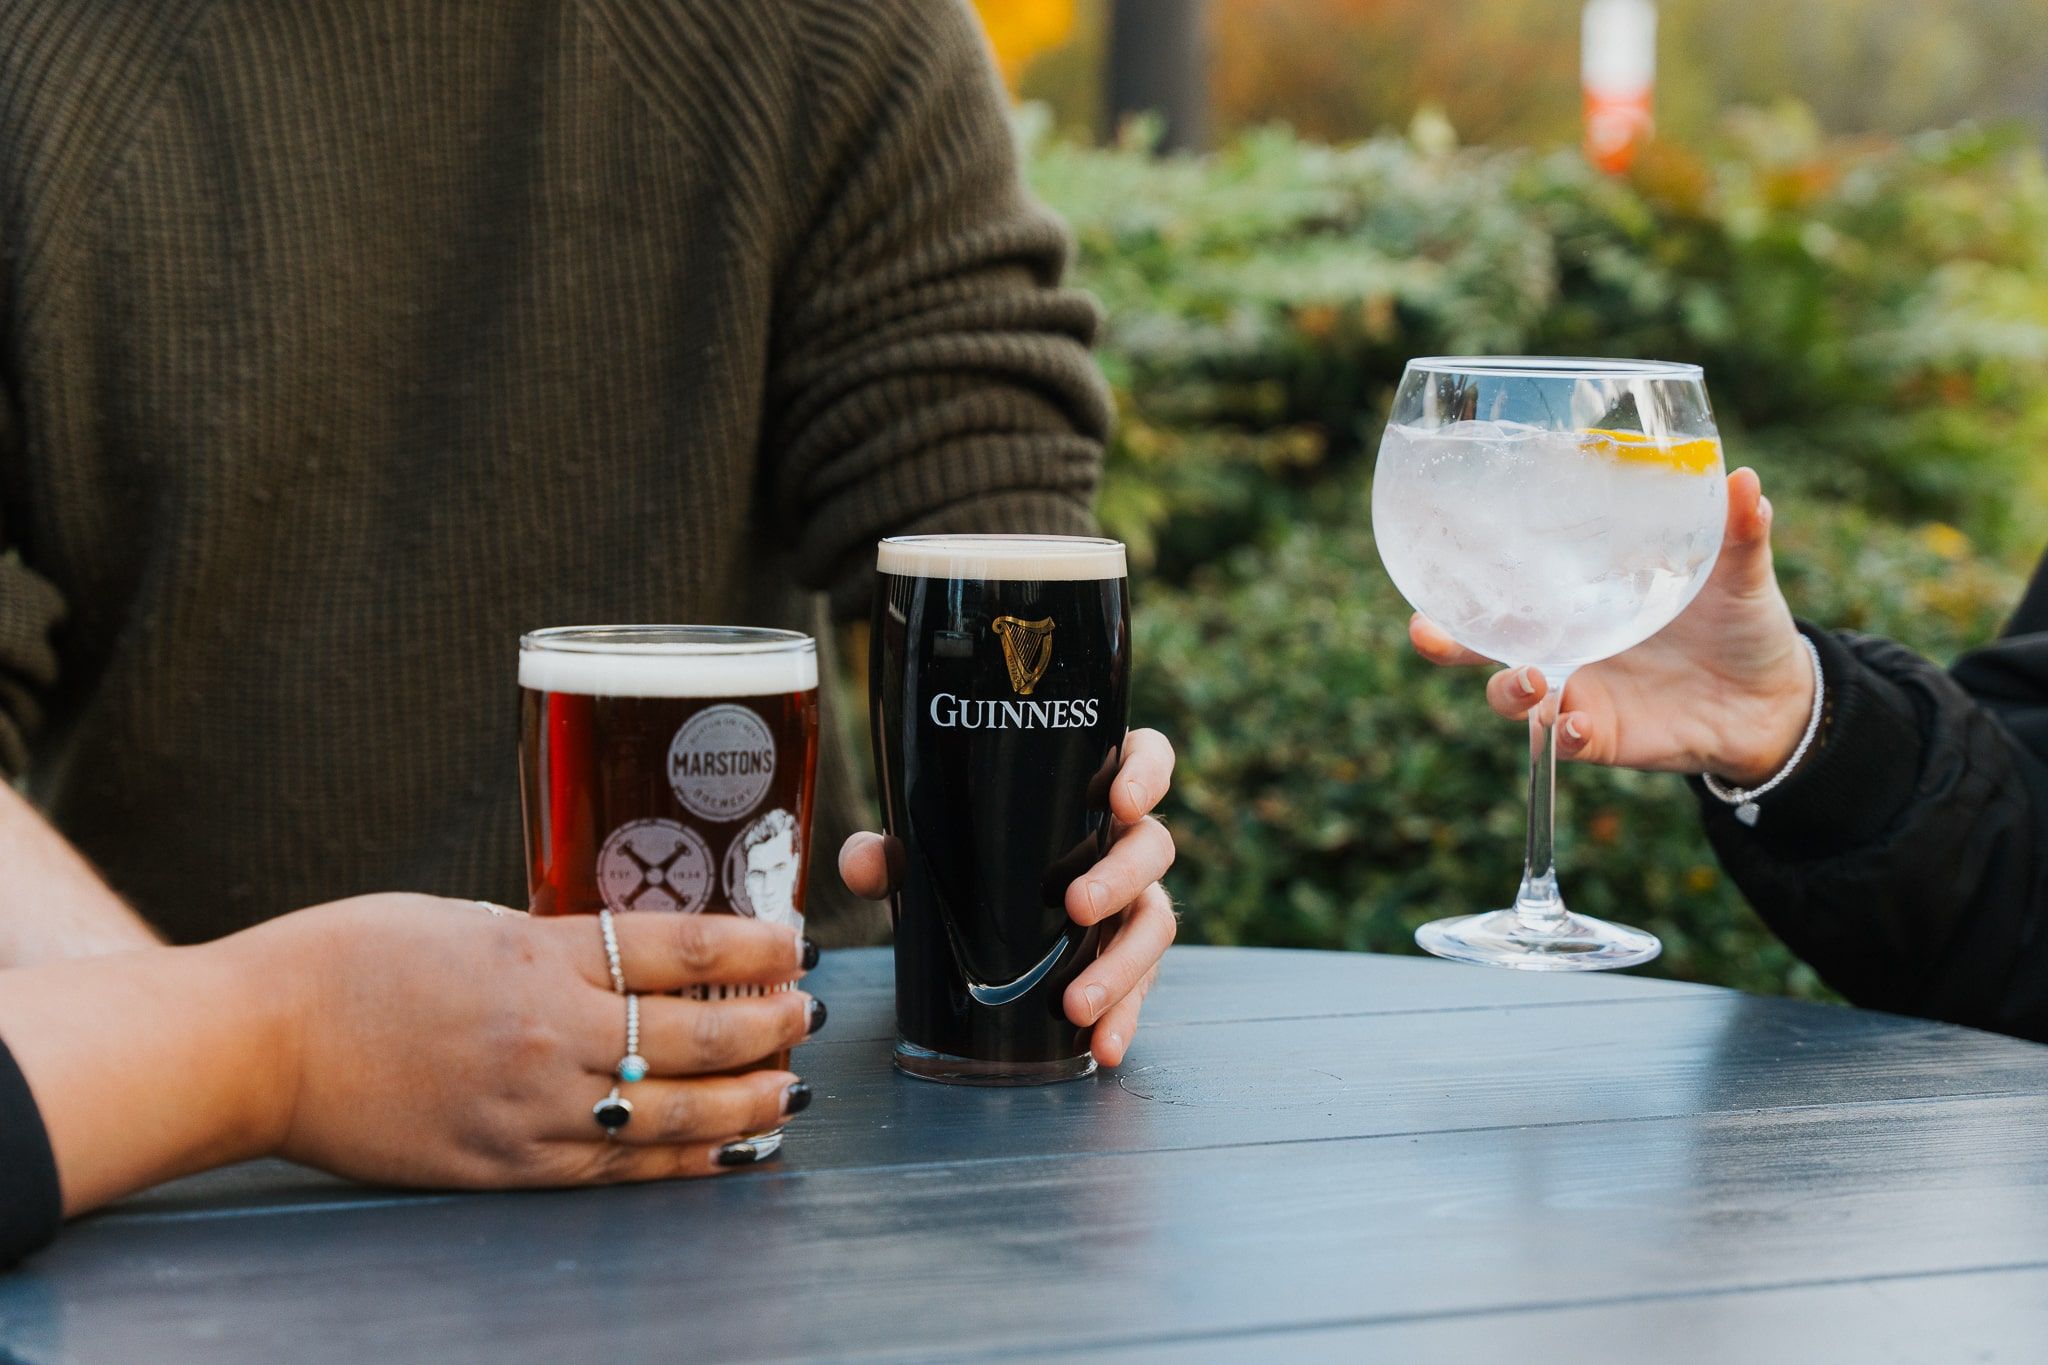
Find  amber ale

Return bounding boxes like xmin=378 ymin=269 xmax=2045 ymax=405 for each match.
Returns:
xmin=871 ymin=536 xmax=1131 ymax=1084
xmin=519 ymin=626 xmax=819 ymax=1153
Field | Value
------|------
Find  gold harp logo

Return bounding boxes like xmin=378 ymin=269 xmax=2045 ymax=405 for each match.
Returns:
xmin=992 ymin=616 xmax=1056 ymax=695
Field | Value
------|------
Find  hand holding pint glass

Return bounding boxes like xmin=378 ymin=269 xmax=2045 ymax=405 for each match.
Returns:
xmin=519 ymin=626 xmax=822 ymax=1160
xmin=869 ymin=535 xmax=1162 ymax=1084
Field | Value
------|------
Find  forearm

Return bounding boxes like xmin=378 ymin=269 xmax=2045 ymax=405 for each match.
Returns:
xmin=0 ymin=780 xmax=160 ymax=967
xmin=1704 ymin=627 xmax=2048 ymax=1038
xmin=0 ymin=933 xmax=293 ymax=1215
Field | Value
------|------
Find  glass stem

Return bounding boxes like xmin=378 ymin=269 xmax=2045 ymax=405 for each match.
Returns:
xmin=1514 ymin=700 xmax=1567 ymax=933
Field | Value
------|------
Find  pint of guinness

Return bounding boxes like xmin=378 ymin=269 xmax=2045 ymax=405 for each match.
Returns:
xmin=871 ymin=536 xmax=1132 ymax=1084
xmin=519 ymin=626 xmax=820 ymax=1155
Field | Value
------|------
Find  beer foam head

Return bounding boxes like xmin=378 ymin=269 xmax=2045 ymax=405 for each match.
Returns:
xmin=876 ymin=535 xmax=1127 ymax=582
xmin=519 ymin=627 xmax=818 ymax=698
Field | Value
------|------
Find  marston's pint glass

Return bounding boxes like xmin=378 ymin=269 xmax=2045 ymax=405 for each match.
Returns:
xmin=519 ymin=625 xmax=819 ymax=1156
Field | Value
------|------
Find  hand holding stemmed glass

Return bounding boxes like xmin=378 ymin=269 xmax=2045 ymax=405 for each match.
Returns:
xmin=1407 ymin=466 xmax=1818 ymax=789
xmin=1372 ymin=357 xmax=1730 ymax=970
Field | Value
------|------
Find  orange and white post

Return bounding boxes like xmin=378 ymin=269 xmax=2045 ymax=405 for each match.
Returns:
xmin=1581 ymin=0 xmax=1656 ymax=174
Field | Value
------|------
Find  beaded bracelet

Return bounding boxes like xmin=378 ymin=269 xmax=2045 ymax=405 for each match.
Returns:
xmin=1701 ymin=635 xmax=1825 ymax=828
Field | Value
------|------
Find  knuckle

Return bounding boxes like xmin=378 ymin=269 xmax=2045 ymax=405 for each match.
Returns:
xmin=688 ymin=1002 xmax=731 ymax=1059
xmin=595 ymin=1142 xmax=645 ymax=1184
xmin=438 ymin=1125 xmax=534 ymax=1187
xmin=539 ymin=919 xmax=602 ymax=981
xmin=493 ymin=1008 xmax=562 ymax=1071
xmin=558 ymin=1141 xmax=630 ymax=1185
xmin=657 ymin=1087 xmax=707 ymax=1139
xmin=670 ymin=916 xmax=723 ymax=975
xmin=1093 ymin=947 xmax=1138 ymax=990
xmin=448 ymin=1153 xmax=520 ymax=1191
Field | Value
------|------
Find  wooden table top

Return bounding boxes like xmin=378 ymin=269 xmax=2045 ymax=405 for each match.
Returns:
xmin=5 ymin=946 xmax=2048 ymax=1363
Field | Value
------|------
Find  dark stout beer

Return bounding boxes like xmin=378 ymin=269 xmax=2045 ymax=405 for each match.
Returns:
xmin=519 ymin=627 xmax=819 ymax=1151
xmin=871 ymin=536 xmax=1131 ymax=1084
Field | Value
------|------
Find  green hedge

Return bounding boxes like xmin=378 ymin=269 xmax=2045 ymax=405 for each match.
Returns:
xmin=1023 ymin=112 xmax=2046 ymax=996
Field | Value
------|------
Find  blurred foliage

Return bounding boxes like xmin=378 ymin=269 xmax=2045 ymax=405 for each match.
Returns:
xmin=1659 ymin=0 xmax=2048 ymax=145
xmin=1029 ymin=109 xmax=2048 ymax=564
xmin=1208 ymin=0 xmax=1582 ymax=147
xmin=1004 ymin=0 xmax=2048 ymax=148
xmin=1019 ymin=113 xmax=2045 ymax=997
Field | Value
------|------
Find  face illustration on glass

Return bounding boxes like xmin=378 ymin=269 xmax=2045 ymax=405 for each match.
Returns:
xmin=745 ymin=828 xmax=799 ymax=926
xmin=723 ymin=807 xmax=802 ymax=928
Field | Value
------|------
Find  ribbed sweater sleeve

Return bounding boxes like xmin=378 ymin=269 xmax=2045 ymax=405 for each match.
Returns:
xmin=0 ymin=1 xmax=210 ymax=782
xmin=770 ymin=0 xmax=1111 ymax=618
xmin=0 ymin=395 xmax=67 ymax=781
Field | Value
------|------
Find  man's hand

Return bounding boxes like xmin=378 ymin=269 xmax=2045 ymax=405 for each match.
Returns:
xmin=838 ymin=728 xmax=1178 ymax=1067
xmin=1409 ymin=467 xmax=1817 ymax=785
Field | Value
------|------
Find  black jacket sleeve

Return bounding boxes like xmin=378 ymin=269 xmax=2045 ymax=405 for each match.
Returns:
xmin=1 ymin=1034 xmax=62 ymax=1265
xmin=1697 ymin=548 xmax=2048 ymax=1042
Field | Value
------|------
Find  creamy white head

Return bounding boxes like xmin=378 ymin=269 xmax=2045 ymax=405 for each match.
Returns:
xmin=519 ymin=628 xmax=818 ymax=698
xmin=876 ymin=535 xmax=1127 ymax=582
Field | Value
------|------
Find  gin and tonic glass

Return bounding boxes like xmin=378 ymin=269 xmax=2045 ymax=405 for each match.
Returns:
xmin=1373 ymin=358 xmax=1726 ymax=969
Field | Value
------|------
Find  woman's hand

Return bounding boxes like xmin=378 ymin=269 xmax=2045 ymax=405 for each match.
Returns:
xmin=251 ymin=896 xmax=819 ymax=1189
xmin=837 ymin=728 xmax=1178 ymax=1067
xmin=3 ymin=895 xmax=821 ymax=1218
xmin=1409 ymin=468 xmax=1816 ymax=785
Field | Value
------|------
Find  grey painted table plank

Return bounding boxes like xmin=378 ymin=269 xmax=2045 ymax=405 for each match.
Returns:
xmin=6 ymin=948 xmax=2046 ymax=1363
xmin=10 ymin=1094 xmax=2048 ymax=1362
xmin=805 ymin=944 xmax=1716 ymax=1039
xmin=1066 ymin=1267 xmax=2048 ymax=1365
xmin=101 ymin=950 xmax=2048 ymax=1221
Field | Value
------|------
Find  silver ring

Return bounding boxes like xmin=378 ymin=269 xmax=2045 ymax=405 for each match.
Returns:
xmin=616 ymin=994 xmax=648 ymax=1084
xmin=475 ymin=900 xmax=518 ymax=918
xmin=594 ymin=992 xmax=646 ymax=1139
xmin=598 ymin=908 xmax=627 ymax=995
xmin=593 ymin=1086 xmax=633 ymax=1137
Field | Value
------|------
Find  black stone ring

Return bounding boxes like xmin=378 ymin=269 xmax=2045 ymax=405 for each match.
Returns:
xmin=593 ymin=1087 xmax=633 ymax=1137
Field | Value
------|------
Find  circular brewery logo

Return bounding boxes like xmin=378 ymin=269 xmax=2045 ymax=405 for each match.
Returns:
xmin=668 ymin=704 xmax=776 ymax=822
xmin=596 ymin=819 xmax=713 ymax=915
xmin=723 ymin=808 xmax=804 ymax=930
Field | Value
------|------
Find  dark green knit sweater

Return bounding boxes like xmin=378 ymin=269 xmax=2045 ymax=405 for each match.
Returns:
xmin=0 ymin=0 xmax=1108 ymax=946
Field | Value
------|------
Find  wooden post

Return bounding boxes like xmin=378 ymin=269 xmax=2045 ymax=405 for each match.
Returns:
xmin=1105 ymin=0 xmax=1211 ymax=153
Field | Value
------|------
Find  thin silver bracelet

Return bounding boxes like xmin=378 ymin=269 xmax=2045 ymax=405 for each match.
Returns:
xmin=1701 ymin=635 xmax=1825 ymax=828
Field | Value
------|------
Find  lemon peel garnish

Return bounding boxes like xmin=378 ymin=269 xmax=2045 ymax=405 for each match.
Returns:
xmin=1582 ymin=428 xmax=1721 ymax=475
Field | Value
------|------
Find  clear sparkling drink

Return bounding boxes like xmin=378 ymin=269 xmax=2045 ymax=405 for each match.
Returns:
xmin=1372 ymin=420 xmax=1726 ymax=674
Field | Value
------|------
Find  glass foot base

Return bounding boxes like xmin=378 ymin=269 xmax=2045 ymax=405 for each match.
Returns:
xmin=719 ymin=1128 xmax=784 ymax=1162
xmin=893 ymin=1041 xmax=1097 ymax=1086
xmin=1416 ymin=909 xmax=1661 ymax=972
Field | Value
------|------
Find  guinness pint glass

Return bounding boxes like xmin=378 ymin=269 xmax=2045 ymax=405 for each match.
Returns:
xmin=519 ymin=626 xmax=819 ymax=1156
xmin=872 ymin=536 xmax=1131 ymax=1084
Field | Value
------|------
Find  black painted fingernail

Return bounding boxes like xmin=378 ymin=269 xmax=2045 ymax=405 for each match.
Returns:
xmin=807 ymin=997 xmax=828 ymax=1035
xmin=799 ymin=937 xmax=820 ymax=971
xmin=716 ymin=1142 xmax=766 ymax=1168
xmin=783 ymin=1080 xmax=813 ymax=1116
